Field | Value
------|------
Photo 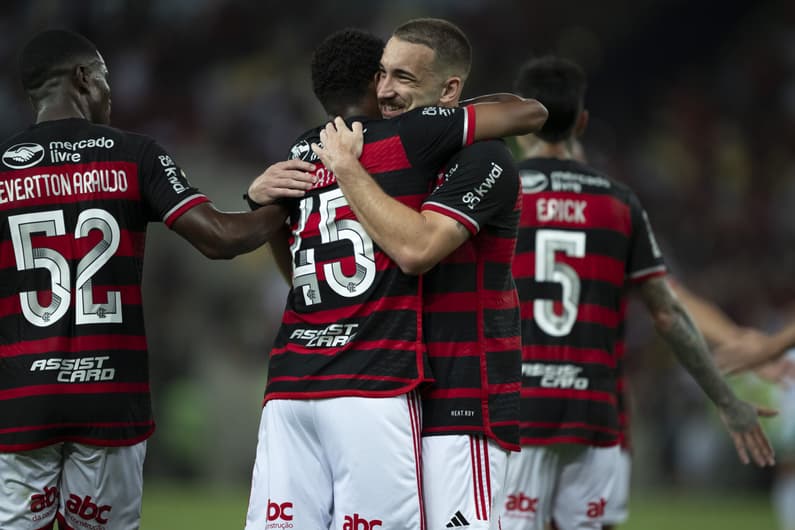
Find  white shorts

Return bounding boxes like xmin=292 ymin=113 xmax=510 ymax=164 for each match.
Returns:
xmin=422 ymin=435 xmax=509 ymax=530
xmin=0 ymin=441 xmax=146 ymax=530
xmin=500 ymin=444 xmax=619 ymax=530
xmin=602 ymin=449 xmax=631 ymax=525
xmin=245 ymin=393 xmax=424 ymax=530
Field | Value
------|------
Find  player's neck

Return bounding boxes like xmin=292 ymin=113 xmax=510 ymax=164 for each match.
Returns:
xmin=34 ymin=93 xmax=91 ymax=124
xmin=519 ymin=139 xmax=576 ymax=161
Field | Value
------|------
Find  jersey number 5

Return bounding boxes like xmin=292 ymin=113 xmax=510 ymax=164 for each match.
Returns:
xmin=290 ymin=188 xmax=377 ymax=306
xmin=8 ymin=208 xmax=122 ymax=327
xmin=534 ymin=229 xmax=585 ymax=337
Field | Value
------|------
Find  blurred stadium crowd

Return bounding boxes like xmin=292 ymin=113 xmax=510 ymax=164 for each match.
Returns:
xmin=1 ymin=0 xmax=794 ymax=497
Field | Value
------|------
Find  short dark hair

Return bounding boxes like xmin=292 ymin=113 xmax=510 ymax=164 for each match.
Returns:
xmin=513 ymin=56 xmax=587 ymax=143
xmin=19 ymin=29 xmax=99 ymax=92
xmin=311 ymin=29 xmax=384 ymax=116
xmin=393 ymin=18 xmax=471 ymax=81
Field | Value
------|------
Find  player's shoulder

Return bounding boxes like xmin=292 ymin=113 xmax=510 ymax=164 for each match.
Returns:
xmin=458 ymin=138 xmax=512 ymax=160
xmin=287 ymin=125 xmax=323 ymax=162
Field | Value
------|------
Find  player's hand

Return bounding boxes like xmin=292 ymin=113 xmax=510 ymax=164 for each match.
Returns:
xmin=718 ymin=398 xmax=776 ymax=467
xmin=311 ymin=117 xmax=364 ymax=177
xmin=754 ymin=357 xmax=795 ymax=387
xmin=248 ymin=160 xmax=316 ymax=205
xmin=714 ymin=328 xmax=773 ymax=375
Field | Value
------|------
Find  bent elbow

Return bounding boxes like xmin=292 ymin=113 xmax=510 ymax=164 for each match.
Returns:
xmin=395 ymin=249 xmax=436 ymax=276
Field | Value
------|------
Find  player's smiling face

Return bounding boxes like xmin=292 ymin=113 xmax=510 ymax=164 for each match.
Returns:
xmin=377 ymin=37 xmax=444 ymax=119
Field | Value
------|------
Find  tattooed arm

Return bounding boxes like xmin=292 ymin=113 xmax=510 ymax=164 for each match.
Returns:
xmin=637 ymin=276 xmax=775 ymax=467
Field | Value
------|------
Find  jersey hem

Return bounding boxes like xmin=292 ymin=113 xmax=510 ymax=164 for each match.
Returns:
xmin=0 ymin=424 xmax=155 ymax=452
xmin=422 ymin=427 xmax=520 ymax=452
xmin=263 ymin=379 xmax=426 ymax=404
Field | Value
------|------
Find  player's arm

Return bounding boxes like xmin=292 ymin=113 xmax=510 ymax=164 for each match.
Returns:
xmin=671 ymin=280 xmax=748 ymax=346
xmin=637 ymin=276 xmax=776 ymax=467
xmin=268 ymin=225 xmax=294 ymax=285
xmin=312 ymin=118 xmax=471 ymax=274
xmin=171 ymin=202 xmax=288 ymax=260
xmin=470 ymin=96 xmax=548 ymax=139
xmin=247 ymin=159 xmax=316 ymax=205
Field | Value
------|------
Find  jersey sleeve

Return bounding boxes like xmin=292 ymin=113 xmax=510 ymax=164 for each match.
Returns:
xmin=139 ymin=140 xmax=209 ymax=227
xmin=626 ymin=191 xmax=667 ymax=282
xmin=421 ymin=141 xmax=519 ymax=235
xmin=398 ymin=105 xmax=477 ymax=171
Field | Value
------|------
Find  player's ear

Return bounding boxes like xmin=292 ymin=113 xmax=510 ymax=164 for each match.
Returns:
xmin=574 ymin=109 xmax=589 ymax=137
xmin=73 ymin=64 xmax=91 ymax=94
xmin=439 ymin=76 xmax=462 ymax=106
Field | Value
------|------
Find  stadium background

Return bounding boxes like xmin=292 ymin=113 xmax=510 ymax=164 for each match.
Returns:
xmin=1 ymin=0 xmax=794 ymax=528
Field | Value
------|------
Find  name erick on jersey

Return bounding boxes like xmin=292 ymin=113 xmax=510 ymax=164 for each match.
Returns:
xmin=421 ymin=140 xmax=523 ymax=451
xmin=266 ymin=106 xmax=476 ymax=400
xmin=513 ymin=158 xmax=666 ymax=447
xmin=0 ymin=118 xmax=208 ymax=451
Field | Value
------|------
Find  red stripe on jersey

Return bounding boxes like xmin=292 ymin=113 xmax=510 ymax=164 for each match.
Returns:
xmin=422 ymin=202 xmax=478 ymax=235
xmin=0 ymin=420 xmax=153 ymax=435
xmin=520 ymin=387 xmax=616 ymax=404
xmin=519 ymin=421 xmax=620 ymax=435
xmin=0 ymin=382 xmax=149 ymax=400
xmin=359 ymin=136 xmax=411 ymax=173
xmin=268 ymin=373 xmax=420 ymax=384
xmin=520 ymin=192 xmax=631 ymax=236
xmin=464 ymin=105 xmax=476 ymax=145
xmin=520 ymin=435 xmax=620 ymax=447
xmin=271 ymin=339 xmax=418 ymax=356
xmin=0 ymin=162 xmax=140 ymax=210
xmin=425 ymin=291 xmax=517 ymax=312
xmin=0 ymin=334 xmax=147 ymax=358
xmin=513 ymin=252 xmax=625 ymax=286
xmin=164 ymin=194 xmax=209 ymax=227
xmin=425 ymin=388 xmax=483 ymax=399
xmin=520 ymin=345 xmax=615 ymax=367
xmin=281 ymin=295 xmax=418 ymax=325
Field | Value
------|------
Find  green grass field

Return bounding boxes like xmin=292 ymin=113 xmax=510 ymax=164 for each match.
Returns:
xmin=140 ymin=483 xmax=778 ymax=529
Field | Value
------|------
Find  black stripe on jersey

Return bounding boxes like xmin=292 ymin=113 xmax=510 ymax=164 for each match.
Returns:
xmin=483 ymin=262 xmax=516 ymax=291
xmin=287 ymin=271 xmax=418 ymax=314
xmin=488 ymin=391 xmax=521 ymax=423
xmin=423 ymin=263 xmax=477 ymax=294
xmin=519 ymin=396 xmax=618 ymax=433
xmin=515 ymin=278 xmax=623 ymax=309
xmin=268 ymin=347 xmax=420 ymax=380
xmin=486 ymin=350 xmax=522 ymax=384
xmin=0 ymin=308 xmax=146 ymax=342
xmin=0 ymin=391 xmax=151 ymax=431
xmin=267 ymin=377 xmax=415 ymax=396
xmin=428 ymin=356 xmax=482 ymax=389
xmin=425 ymin=312 xmax=477 ymax=342
xmin=422 ymin=397 xmax=483 ymax=429
xmin=0 ymin=352 xmax=149 ymax=390
xmin=279 ymin=309 xmax=419 ymax=343
xmin=483 ymin=308 xmax=521 ymax=339
xmin=520 ymin=321 xmax=618 ymax=351
xmin=516 ymin=227 xmax=629 ymax=260
xmin=521 ymin=372 xmax=617 ymax=395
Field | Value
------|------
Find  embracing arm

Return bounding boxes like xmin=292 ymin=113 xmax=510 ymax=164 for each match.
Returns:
xmin=171 ymin=202 xmax=288 ymax=260
xmin=311 ymin=118 xmax=470 ymax=275
xmin=638 ymin=276 xmax=775 ymax=466
xmin=470 ymin=96 xmax=548 ymax=139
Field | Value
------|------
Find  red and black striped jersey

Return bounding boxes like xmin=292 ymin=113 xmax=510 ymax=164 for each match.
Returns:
xmin=0 ymin=118 xmax=208 ymax=451
xmin=265 ymin=106 xmax=477 ymax=400
xmin=513 ymin=157 xmax=666 ymax=447
xmin=420 ymin=140 xmax=523 ymax=451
